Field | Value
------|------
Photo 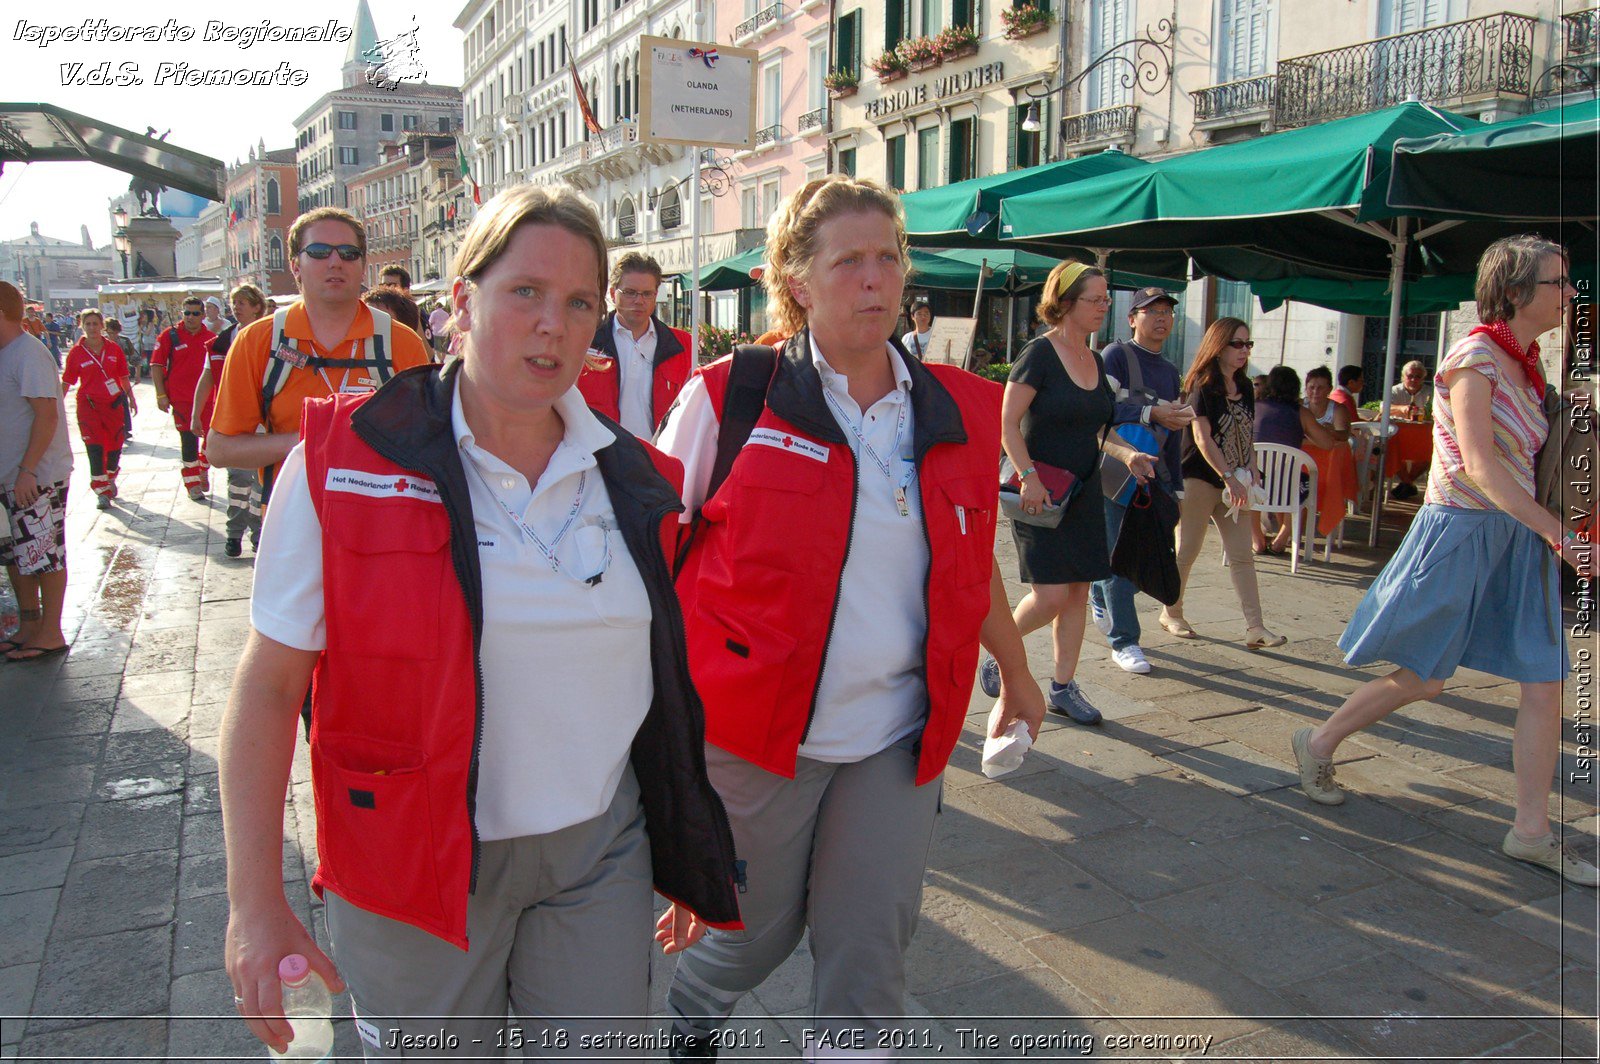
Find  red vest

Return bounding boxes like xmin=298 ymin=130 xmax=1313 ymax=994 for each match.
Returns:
xmin=677 ymin=338 xmax=1002 ymax=785
xmin=300 ymin=369 xmax=741 ymax=947
xmin=577 ymin=313 xmax=693 ymax=434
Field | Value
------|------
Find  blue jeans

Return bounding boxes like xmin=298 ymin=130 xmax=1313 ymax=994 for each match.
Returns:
xmin=1089 ymin=498 xmax=1141 ymax=651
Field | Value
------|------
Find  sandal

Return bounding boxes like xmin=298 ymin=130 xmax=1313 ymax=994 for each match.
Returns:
xmin=1159 ymin=616 xmax=1198 ymax=639
xmin=5 ymin=643 xmax=69 ymax=662
xmin=1245 ymin=627 xmax=1287 ymax=649
xmin=0 ymin=639 xmax=23 ymax=654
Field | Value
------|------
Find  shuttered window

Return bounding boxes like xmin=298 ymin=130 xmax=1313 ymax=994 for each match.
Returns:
xmin=1087 ymin=0 xmax=1131 ymax=110
xmin=1217 ymin=0 xmax=1271 ymax=83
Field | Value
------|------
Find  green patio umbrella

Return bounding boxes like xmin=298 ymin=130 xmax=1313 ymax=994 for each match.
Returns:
xmin=1251 ymin=273 xmax=1474 ymax=316
xmin=901 ymin=150 xmax=1150 ymax=241
xmin=692 ymin=246 xmax=1173 ymax=293
xmin=692 ymin=246 xmax=766 ymax=290
xmin=1388 ymin=97 xmax=1600 ymax=221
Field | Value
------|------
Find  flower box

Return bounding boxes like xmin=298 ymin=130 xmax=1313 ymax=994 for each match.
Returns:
xmin=827 ymin=84 xmax=858 ymax=99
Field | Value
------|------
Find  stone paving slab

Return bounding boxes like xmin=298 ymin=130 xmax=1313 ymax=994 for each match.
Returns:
xmin=0 ymin=384 xmax=1595 ymax=1059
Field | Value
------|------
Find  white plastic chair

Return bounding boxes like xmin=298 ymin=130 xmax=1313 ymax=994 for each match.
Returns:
xmin=1253 ymin=443 xmax=1319 ymax=574
xmin=1350 ymin=421 xmax=1397 ymax=514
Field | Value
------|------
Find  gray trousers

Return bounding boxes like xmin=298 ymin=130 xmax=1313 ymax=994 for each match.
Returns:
xmin=225 ymin=467 xmax=262 ymax=540
xmin=326 ymin=767 xmax=652 ymax=1059
xmin=667 ymin=738 xmax=942 ymax=1056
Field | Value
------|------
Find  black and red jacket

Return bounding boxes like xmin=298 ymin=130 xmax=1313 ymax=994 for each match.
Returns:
xmin=578 ymin=311 xmax=693 ymax=434
xmin=300 ymin=361 xmax=741 ymax=948
xmin=675 ymin=331 xmax=1002 ymax=786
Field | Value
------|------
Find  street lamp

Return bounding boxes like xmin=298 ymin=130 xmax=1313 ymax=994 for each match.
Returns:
xmin=112 ymin=207 xmax=131 ymax=279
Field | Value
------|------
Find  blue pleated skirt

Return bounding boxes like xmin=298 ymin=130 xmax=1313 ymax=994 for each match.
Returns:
xmin=1339 ymin=504 xmax=1569 ymax=683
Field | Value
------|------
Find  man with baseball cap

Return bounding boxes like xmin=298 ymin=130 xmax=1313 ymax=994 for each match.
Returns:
xmin=1092 ymin=286 xmax=1193 ymax=674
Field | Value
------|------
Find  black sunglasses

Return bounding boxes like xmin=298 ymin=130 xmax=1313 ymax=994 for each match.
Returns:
xmin=1227 ymin=339 xmax=1255 ymax=349
xmin=182 ymin=310 xmax=203 ymax=317
xmin=301 ymin=242 xmax=363 ymax=261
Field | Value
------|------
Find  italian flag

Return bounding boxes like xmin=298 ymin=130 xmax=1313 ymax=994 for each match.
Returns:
xmin=456 ymin=139 xmax=481 ymax=205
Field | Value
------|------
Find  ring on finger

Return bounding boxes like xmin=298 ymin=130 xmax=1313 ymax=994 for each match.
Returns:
xmin=233 ymin=995 xmax=245 ymax=1006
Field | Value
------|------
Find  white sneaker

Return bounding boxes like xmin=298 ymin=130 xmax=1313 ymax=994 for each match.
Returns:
xmin=1111 ymin=645 xmax=1151 ymax=674
xmin=1090 ymin=600 xmax=1112 ymax=637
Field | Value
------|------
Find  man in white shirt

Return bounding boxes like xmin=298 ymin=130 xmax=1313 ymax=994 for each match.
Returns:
xmin=576 ymin=252 xmax=693 ymax=438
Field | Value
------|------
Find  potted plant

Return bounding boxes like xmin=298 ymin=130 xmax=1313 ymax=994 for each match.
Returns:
xmin=1001 ymin=3 xmax=1055 ymax=40
xmin=824 ymin=68 xmax=859 ymax=98
xmin=698 ymin=323 xmax=753 ymax=363
xmin=869 ymin=50 xmax=910 ymax=82
xmin=899 ymin=36 xmax=943 ymax=73
xmin=936 ymin=25 xmax=980 ymax=61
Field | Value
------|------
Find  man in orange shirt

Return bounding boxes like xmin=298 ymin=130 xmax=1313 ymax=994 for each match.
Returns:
xmin=208 ymin=208 xmax=430 ymax=504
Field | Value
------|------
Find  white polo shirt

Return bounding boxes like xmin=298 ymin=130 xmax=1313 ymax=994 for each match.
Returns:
xmin=658 ymin=338 xmax=930 ymax=762
xmin=251 ymin=383 xmax=654 ymax=840
xmin=612 ymin=315 xmax=658 ymax=439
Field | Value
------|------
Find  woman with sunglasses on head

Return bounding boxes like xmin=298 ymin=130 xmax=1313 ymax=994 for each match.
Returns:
xmin=1293 ymin=235 xmax=1595 ymax=887
xmin=1161 ymin=317 xmax=1286 ymax=648
xmin=218 ymin=185 xmax=741 ymax=1059
xmin=978 ymin=261 xmax=1155 ymax=725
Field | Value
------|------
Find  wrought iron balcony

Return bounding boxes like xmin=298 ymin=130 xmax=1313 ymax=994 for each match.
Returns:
xmin=660 ymin=201 xmax=682 ymax=230
xmin=618 ymin=213 xmax=637 ymax=238
xmin=755 ymin=123 xmax=783 ymax=147
xmin=1563 ymin=7 xmax=1598 ymax=58
xmin=797 ymin=105 xmax=826 ymax=133
xmin=736 ymin=3 xmax=784 ymax=41
xmin=1191 ymin=74 xmax=1276 ymax=123
xmin=1060 ymin=104 xmax=1138 ymax=147
xmin=1274 ymin=12 xmax=1536 ymax=128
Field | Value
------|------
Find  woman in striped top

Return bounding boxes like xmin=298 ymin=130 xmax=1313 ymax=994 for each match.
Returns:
xmin=1290 ymin=234 xmax=1595 ymax=887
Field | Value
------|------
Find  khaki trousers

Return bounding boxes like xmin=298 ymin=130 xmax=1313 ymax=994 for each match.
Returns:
xmin=1169 ymin=477 xmax=1265 ymax=630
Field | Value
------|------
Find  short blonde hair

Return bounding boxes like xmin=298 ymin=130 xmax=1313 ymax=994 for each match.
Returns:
xmin=1036 ymin=261 xmax=1104 ymax=327
xmin=452 ymin=183 xmax=607 ymax=297
xmin=763 ymin=175 xmax=907 ymax=336
xmin=230 ymin=284 xmax=266 ymax=312
xmin=1476 ymin=234 xmax=1565 ymax=324
xmin=76 ymin=307 xmax=104 ymax=326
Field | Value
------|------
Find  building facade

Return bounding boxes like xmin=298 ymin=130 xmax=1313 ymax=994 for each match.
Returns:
xmin=0 ymin=223 xmax=115 ymax=314
xmin=294 ymin=1 xmax=463 ymax=214
xmin=194 ymin=204 xmax=229 ymax=280
xmin=347 ymin=135 xmax=462 ymax=286
xmin=223 ymin=144 xmax=300 ymax=299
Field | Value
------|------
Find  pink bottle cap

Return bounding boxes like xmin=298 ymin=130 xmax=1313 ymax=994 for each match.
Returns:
xmin=278 ymin=954 xmax=311 ymax=982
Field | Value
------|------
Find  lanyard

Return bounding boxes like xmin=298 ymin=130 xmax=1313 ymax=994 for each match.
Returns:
xmin=79 ymin=344 xmax=111 ymax=379
xmin=466 ymin=459 xmax=590 ymax=576
xmin=823 ymin=387 xmax=918 ymax=517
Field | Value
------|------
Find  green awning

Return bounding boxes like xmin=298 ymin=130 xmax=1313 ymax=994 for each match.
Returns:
xmin=1388 ymin=98 xmax=1600 ymax=221
xmin=1251 ymin=274 xmax=1474 ymax=316
xmin=901 ymin=150 xmax=1150 ymax=239
xmin=692 ymin=246 xmax=1176 ymax=293
xmin=999 ymin=103 xmax=1476 ymax=281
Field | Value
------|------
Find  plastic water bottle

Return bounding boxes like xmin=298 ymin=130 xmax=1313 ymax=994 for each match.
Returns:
xmin=267 ymin=954 xmax=334 ymax=1062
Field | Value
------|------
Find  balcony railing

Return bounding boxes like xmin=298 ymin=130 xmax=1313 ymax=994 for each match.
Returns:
xmin=1563 ymin=7 xmax=1599 ymax=57
xmin=1061 ymin=104 xmax=1139 ymax=147
xmin=1274 ymin=12 xmax=1536 ymax=128
xmin=736 ymin=3 xmax=784 ymax=40
xmin=797 ymin=105 xmax=826 ymax=133
xmin=660 ymin=201 xmax=683 ymax=230
xmin=755 ymin=123 xmax=782 ymax=147
xmin=562 ymin=142 xmax=590 ymax=167
xmin=595 ymin=119 xmax=638 ymax=156
xmin=618 ymin=213 xmax=637 ymax=238
xmin=1191 ymin=74 xmax=1277 ymax=123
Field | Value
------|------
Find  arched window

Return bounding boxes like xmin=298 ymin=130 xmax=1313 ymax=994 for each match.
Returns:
xmin=623 ymin=58 xmax=631 ymax=118
xmin=266 ymin=178 xmax=279 ymax=215
xmin=613 ymin=64 xmax=622 ymax=123
xmin=268 ymin=235 xmax=284 ymax=270
xmin=658 ymin=186 xmax=682 ymax=230
xmin=632 ymin=53 xmax=640 ymax=119
xmin=618 ymin=196 xmax=637 ymax=239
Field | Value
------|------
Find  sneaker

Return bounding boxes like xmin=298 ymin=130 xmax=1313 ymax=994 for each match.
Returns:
xmin=1048 ymin=680 xmax=1102 ymax=725
xmin=1111 ymin=645 xmax=1152 ymax=674
xmin=1291 ymin=727 xmax=1345 ymax=805
xmin=1089 ymin=599 xmax=1112 ymax=637
xmin=224 ymin=538 xmax=242 ymax=558
xmin=248 ymin=528 xmax=260 ymax=552
xmin=667 ymin=1030 xmax=719 ymax=1061
xmin=95 ymin=494 xmax=111 ymax=510
xmin=978 ymin=654 xmax=1001 ymax=698
xmin=1502 ymin=828 xmax=1600 ymax=887
xmin=187 ymin=487 xmax=205 ymax=502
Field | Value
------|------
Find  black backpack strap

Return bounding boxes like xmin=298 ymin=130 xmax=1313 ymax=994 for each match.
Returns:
xmin=672 ymin=343 xmax=778 ymax=582
xmin=706 ymin=344 xmax=779 ymax=501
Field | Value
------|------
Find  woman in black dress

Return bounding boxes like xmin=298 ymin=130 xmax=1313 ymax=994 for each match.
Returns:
xmin=983 ymin=261 xmax=1154 ymax=724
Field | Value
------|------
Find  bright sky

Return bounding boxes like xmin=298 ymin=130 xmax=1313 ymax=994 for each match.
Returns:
xmin=0 ymin=1 xmax=466 ymax=248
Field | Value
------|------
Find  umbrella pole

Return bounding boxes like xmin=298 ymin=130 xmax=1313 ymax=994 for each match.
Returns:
xmin=1006 ymin=295 xmax=1016 ymax=363
xmin=966 ymin=259 xmax=989 ymax=371
xmin=690 ymin=144 xmax=703 ymax=366
xmin=1367 ymin=216 xmax=1411 ymax=548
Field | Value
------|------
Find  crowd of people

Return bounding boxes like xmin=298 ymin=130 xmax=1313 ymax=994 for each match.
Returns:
xmin=0 ymin=176 xmax=1590 ymax=1058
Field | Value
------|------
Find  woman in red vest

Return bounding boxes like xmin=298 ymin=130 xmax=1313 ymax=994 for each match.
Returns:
xmin=656 ymin=175 xmax=1045 ymax=1059
xmin=219 ymin=184 xmax=741 ymax=1057
xmin=60 ymin=308 xmax=136 ymax=508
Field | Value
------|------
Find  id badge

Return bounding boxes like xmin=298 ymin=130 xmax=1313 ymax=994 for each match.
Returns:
xmin=104 ymin=378 xmax=122 ymax=397
xmin=272 ymin=342 xmax=309 ymax=368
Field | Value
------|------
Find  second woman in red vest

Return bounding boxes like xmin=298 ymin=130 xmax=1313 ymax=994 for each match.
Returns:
xmin=656 ymin=175 xmax=1045 ymax=1059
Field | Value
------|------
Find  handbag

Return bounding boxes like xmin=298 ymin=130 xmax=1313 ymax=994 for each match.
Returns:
xmin=1101 ymin=345 xmax=1169 ymax=504
xmin=999 ymin=453 xmax=1081 ymax=529
xmin=1110 ymin=484 xmax=1182 ymax=605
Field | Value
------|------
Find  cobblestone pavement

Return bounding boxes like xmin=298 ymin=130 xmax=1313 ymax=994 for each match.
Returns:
xmin=1 ymin=382 xmax=1596 ymax=1061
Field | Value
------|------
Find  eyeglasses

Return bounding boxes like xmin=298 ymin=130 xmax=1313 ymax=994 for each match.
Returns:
xmin=1226 ymin=339 xmax=1255 ymax=349
xmin=301 ymin=243 xmax=364 ymax=261
xmin=614 ymin=287 xmax=658 ymax=302
xmin=182 ymin=311 xmax=203 ymax=317
xmin=1079 ymin=297 xmax=1114 ymax=308
xmin=1536 ymin=276 xmax=1573 ymax=289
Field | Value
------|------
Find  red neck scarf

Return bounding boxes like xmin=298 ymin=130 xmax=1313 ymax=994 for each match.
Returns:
xmin=1468 ymin=320 xmax=1545 ymax=401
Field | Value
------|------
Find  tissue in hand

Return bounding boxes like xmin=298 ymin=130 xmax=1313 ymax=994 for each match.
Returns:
xmin=981 ymin=702 xmax=1034 ymax=779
